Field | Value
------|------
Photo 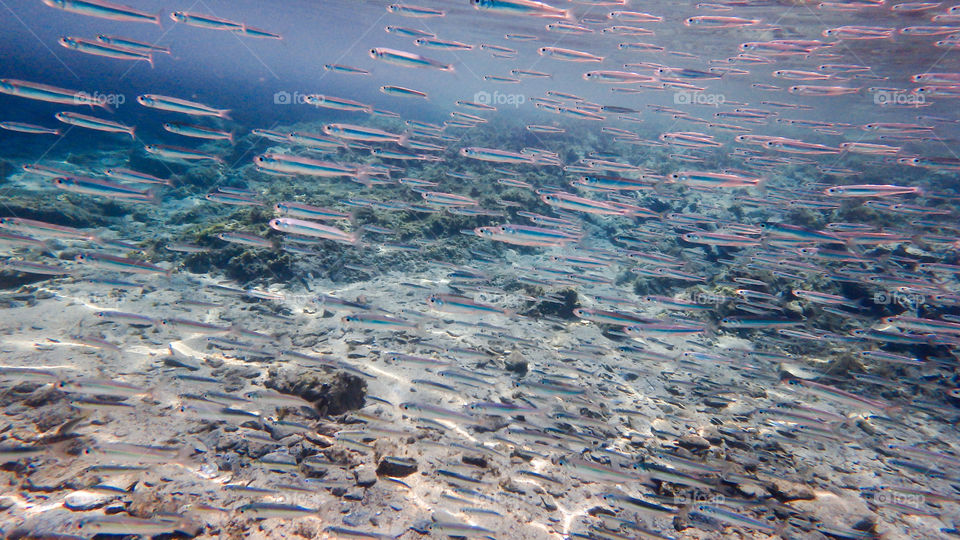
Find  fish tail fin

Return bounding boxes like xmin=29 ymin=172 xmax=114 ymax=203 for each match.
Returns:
xmin=219 ymin=109 xmax=232 ymax=120
xmin=352 ymin=173 xmax=371 ymax=187
xmin=756 ymin=176 xmax=769 ymax=196
xmin=147 ymin=54 xmax=155 ymax=69
xmin=98 ymin=101 xmax=114 ymax=114
xmin=128 ymin=126 xmax=136 ymax=140
xmin=651 ymin=178 xmax=670 ymax=196
xmin=676 ymin=502 xmax=693 ymax=522
xmin=397 ymin=132 xmax=410 ymax=147
xmin=773 ymin=517 xmax=791 ymax=538
xmin=173 ymin=444 xmax=197 ymax=467
xmin=718 ymin=461 xmax=736 ymax=481
xmin=45 ymin=438 xmax=80 ymax=462
xmin=844 ymin=238 xmax=865 ymax=256
xmin=228 ymin=131 xmax=235 ymax=144
xmin=702 ymin=318 xmax=719 ymax=339
xmin=154 ymin=11 xmax=163 ymax=27
xmin=39 ymin=239 xmax=56 ymax=255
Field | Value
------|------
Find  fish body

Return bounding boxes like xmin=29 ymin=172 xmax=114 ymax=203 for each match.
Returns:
xmin=0 ymin=79 xmax=111 ymax=110
xmin=42 ymin=0 xmax=160 ymax=24
xmin=369 ymin=47 xmax=453 ymax=71
xmin=55 ymin=111 xmax=134 ymax=138
xmin=137 ymin=94 xmax=230 ymax=118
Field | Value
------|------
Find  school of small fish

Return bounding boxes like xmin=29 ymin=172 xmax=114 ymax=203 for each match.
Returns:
xmin=2 ymin=0 xmax=960 ymax=538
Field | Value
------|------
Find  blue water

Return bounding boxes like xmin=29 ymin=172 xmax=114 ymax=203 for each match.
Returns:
xmin=1 ymin=1 xmax=960 ymax=538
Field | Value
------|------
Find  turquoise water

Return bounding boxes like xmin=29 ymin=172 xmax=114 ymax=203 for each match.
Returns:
xmin=1 ymin=1 xmax=960 ymax=538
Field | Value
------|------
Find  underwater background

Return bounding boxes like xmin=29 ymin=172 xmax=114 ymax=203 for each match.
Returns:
xmin=1 ymin=0 xmax=960 ymax=538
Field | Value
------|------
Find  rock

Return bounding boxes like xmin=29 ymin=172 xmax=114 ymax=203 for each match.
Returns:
xmin=377 ymin=456 xmax=418 ymax=478
xmin=64 ymin=490 xmax=114 ymax=511
xmin=500 ymin=479 xmax=525 ymax=495
xmin=735 ymin=482 xmax=769 ymax=499
xmin=7 ymin=507 xmax=79 ymax=538
xmin=702 ymin=396 xmax=733 ymax=408
xmin=302 ymin=454 xmax=334 ymax=478
xmin=355 ymin=465 xmax=377 ymax=487
xmin=504 ymin=350 xmax=528 ymax=376
xmin=678 ymin=434 xmax=711 ymax=450
xmin=265 ymin=369 xmax=366 ymax=415
xmin=523 ymin=288 xmax=579 ymax=320
xmin=764 ymin=476 xmax=815 ymax=502
xmin=790 ymin=490 xmax=877 ymax=536
xmin=104 ymin=502 xmax=125 ymax=514
xmin=462 ymin=455 xmax=487 ymax=468
xmin=259 ymin=450 xmax=299 ymax=473
xmin=342 ymin=511 xmax=370 ymax=527
xmin=216 ymin=452 xmax=242 ymax=472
